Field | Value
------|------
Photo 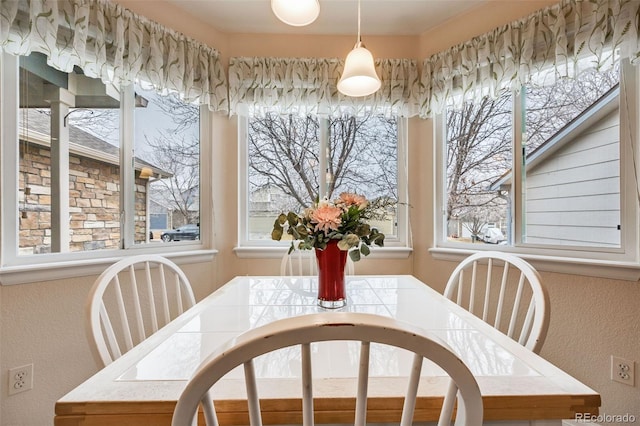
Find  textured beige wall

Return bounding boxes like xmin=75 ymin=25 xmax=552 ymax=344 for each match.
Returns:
xmin=2 ymin=1 xmax=638 ymax=425
xmin=0 ymin=262 xmax=215 ymax=425
xmin=418 ymin=0 xmax=557 ymax=58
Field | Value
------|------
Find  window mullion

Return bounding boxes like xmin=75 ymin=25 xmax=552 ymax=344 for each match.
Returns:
xmin=319 ymin=117 xmax=329 ymax=199
xmin=1 ymin=53 xmax=20 ymax=264
xmin=121 ymin=84 xmax=135 ymax=249
xmin=619 ymin=59 xmax=640 ymax=259
xmin=396 ymin=118 xmax=409 ymax=245
xmin=434 ymin=113 xmax=447 ymax=245
xmin=238 ymin=115 xmax=250 ymax=245
xmin=199 ymin=104 xmax=211 ymax=246
xmin=512 ymin=89 xmax=524 ymax=246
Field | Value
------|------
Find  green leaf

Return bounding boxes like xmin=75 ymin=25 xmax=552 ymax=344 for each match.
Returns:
xmin=370 ymin=229 xmax=385 ymax=247
xmin=299 ymin=240 xmax=314 ymax=250
xmin=296 ymin=224 xmax=309 ymax=237
xmin=287 ymin=212 xmax=300 ymax=227
xmin=355 ymin=223 xmax=371 ymax=237
xmin=271 ymin=219 xmax=284 ymax=241
xmin=349 ymin=249 xmax=361 ymax=262
xmin=337 ymin=239 xmax=350 ymax=250
xmin=290 ymin=226 xmax=301 ymax=240
xmin=360 ymin=244 xmax=370 ymax=256
xmin=271 ymin=228 xmax=283 ymax=241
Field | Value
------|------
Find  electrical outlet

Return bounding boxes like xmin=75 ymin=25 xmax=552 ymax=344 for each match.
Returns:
xmin=611 ymin=356 xmax=635 ymax=386
xmin=8 ymin=364 xmax=33 ymax=395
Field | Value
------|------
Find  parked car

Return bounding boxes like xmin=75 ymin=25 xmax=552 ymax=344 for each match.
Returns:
xmin=160 ymin=224 xmax=199 ymax=242
xmin=482 ymin=227 xmax=505 ymax=244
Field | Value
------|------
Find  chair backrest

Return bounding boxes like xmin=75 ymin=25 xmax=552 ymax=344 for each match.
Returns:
xmin=280 ymin=243 xmax=355 ymax=276
xmin=85 ymin=254 xmax=196 ymax=367
xmin=172 ymin=312 xmax=483 ymax=426
xmin=444 ymin=251 xmax=550 ymax=353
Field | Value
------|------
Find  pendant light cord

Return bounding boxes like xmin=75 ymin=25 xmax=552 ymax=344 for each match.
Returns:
xmin=357 ymin=0 xmax=361 ymax=43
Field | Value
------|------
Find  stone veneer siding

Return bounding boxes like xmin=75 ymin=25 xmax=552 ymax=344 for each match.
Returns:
xmin=19 ymin=144 xmax=148 ymax=254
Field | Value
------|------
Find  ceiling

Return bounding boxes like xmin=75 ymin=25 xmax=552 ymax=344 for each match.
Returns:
xmin=165 ymin=0 xmax=487 ymax=36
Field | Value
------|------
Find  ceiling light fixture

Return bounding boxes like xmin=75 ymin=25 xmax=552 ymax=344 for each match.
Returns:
xmin=271 ymin=0 xmax=320 ymax=27
xmin=337 ymin=0 xmax=381 ymax=97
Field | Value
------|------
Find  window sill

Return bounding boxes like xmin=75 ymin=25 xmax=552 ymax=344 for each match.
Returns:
xmin=0 ymin=249 xmax=218 ymax=285
xmin=234 ymin=246 xmax=413 ymax=259
xmin=429 ymin=247 xmax=640 ymax=281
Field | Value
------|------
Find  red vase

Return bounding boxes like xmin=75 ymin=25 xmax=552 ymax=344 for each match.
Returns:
xmin=315 ymin=240 xmax=348 ymax=308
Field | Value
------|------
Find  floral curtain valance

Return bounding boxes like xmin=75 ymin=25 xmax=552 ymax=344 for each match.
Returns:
xmin=0 ymin=0 xmax=228 ymax=112
xmin=229 ymin=56 xmax=420 ymax=118
xmin=420 ymin=0 xmax=640 ymax=118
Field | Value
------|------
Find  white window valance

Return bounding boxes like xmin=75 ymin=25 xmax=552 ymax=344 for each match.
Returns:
xmin=229 ymin=56 xmax=420 ymax=118
xmin=0 ymin=0 xmax=228 ymax=112
xmin=420 ymin=0 xmax=640 ymax=118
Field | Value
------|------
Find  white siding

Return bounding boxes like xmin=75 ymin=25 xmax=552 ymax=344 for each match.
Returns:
xmin=524 ymin=110 xmax=620 ymax=247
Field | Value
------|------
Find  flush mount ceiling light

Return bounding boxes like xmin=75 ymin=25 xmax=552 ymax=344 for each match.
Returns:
xmin=271 ymin=0 xmax=320 ymax=27
xmin=337 ymin=0 xmax=381 ymax=97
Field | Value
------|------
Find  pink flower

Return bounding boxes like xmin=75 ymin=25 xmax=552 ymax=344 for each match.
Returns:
xmin=339 ymin=192 xmax=368 ymax=209
xmin=311 ymin=205 xmax=342 ymax=233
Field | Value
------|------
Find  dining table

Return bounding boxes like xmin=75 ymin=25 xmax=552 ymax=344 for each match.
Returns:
xmin=54 ymin=275 xmax=600 ymax=425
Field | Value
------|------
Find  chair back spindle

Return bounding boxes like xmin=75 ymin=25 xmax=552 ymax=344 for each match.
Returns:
xmin=172 ymin=313 xmax=483 ymax=426
xmin=86 ymin=255 xmax=197 ymax=367
xmin=444 ymin=251 xmax=550 ymax=353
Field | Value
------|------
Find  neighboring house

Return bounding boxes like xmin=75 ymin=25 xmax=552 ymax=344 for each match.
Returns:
xmin=149 ymin=199 xmax=171 ymax=230
xmin=491 ymin=85 xmax=620 ymax=247
xmin=250 ymin=183 xmax=293 ymax=214
xmin=179 ymin=184 xmax=200 ymax=227
xmin=247 ymin=184 xmax=296 ymax=240
xmin=148 ymin=184 xmax=200 ymax=236
xmin=19 ymin=109 xmax=168 ymax=254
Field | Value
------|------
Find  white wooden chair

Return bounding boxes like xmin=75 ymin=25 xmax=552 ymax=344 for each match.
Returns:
xmin=280 ymin=243 xmax=355 ymax=275
xmin=171 ymin=312 xmax=483 ymax=426
xmin=444 ymin=251 xmax=550 ymax=354
xmin=85 ymin=254 xmax=197 ymax=367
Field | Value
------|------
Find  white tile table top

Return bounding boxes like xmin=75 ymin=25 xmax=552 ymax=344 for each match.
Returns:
xmin=117 ymin=276 xmax=535 ymax=382
xmin=56 ymin=275 xmax=600 ymax=423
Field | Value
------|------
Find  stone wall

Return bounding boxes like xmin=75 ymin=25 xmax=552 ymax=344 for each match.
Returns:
xmin=19 ymin=144 xmax=148 ymax=254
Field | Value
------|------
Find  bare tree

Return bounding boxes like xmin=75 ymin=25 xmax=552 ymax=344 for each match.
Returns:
xmin=446 ymin=94 xmax=512 ymax=227
xmin=152 ymin=93 xmax=200 ymax=133
xmin=462 ymin=216 xmax=485 ymax=241
xmin=249 ymin=114 xmax=320 ymax=209
xmin=145 ymin=133 xmax=200 ymax=225
xmin=142 ymin=92 xmax=201 ymax=225
xmin=248 ymin=113 xmax=398 ymax=213
xmin=525 ymin=67 xmax=619 ymax=149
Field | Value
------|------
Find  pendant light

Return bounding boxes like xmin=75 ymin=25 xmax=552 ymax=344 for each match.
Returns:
xmin=271 ymin=0 xmax=320 ymax=27
xmin=337 ymin=0 xmax=381 ymax=97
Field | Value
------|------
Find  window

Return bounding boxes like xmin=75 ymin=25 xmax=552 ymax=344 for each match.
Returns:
xmin=522 ymin=67 xmax=620 ymax=248
xmin=435 ymin=56 xmax=639 ymax=264
xmin=133 ymin=83 xmax=201 ymax=245
xmin=239 ymin=112 xmax=408 ymax=250
xmin=1 ymin=52 xmax=207 ymax=275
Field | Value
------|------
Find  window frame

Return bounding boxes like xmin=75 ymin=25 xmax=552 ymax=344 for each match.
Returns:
xmin=432 ymin=59 xmax=640 ymax=280
xmin=236 ymin=114 xmax=412 ymax=259
xmin=0 ymin=53 xmax=215 ymax=285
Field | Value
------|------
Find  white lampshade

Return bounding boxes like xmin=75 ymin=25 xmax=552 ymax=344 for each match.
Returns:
xmin=271 ymin=0 xmax=320 ymax=27
xmin=337 ymin=42 xmax=381 ymax=97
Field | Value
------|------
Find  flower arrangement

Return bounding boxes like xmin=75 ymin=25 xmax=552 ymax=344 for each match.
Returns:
xmin=271 ymin=192 xmax=385 ymax=261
